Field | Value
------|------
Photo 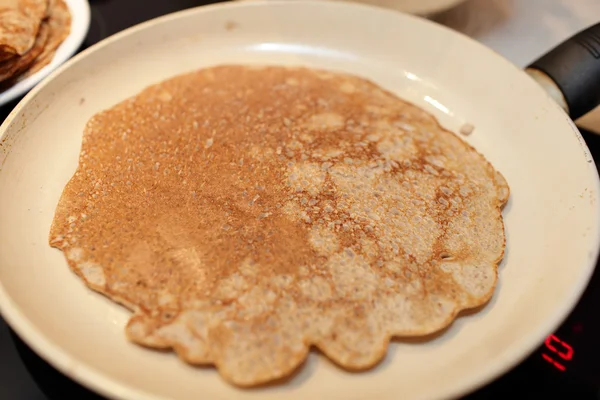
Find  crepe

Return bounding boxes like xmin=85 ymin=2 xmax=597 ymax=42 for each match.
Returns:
xmin=49 ymin=65 xmax=509 ymax=386
xmin=20 ymin=0 xmax=70 ymax=76
xmin=0 ymin=18 xmax=47 ymax=82
xmin=0 ymin=0 xmax=48 ymax=61
xmin=0 ymin=0 xmax=70 ymax=85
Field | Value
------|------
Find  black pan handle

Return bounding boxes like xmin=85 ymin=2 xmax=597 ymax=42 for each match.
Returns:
xmin=526 ymin=22 xmax=600 ymax=120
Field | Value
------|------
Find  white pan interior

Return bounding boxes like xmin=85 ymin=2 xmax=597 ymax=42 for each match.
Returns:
xmin=0 ymin=2 xmax=598 ymax=400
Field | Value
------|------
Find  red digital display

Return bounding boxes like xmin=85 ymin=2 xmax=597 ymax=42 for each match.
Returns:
xmin=542 ymin=334 xmax=573 ymax=372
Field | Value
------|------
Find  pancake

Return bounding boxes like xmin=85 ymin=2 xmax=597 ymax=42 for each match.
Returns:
xmin=19 ymin=0 xmax=70 ymax=76
xmin=0 ymin=0 xmax=70 ymax=85
xmin=49 ymin=65 xmax=509 ymax=386
xmin=0 ymin=0 xmax=48 ymax=60
xmin=0 ymin=18 xmax=47 ymax=82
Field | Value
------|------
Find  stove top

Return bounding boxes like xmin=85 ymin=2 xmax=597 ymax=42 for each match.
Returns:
xmin=0 ymin=1 xmax=599 ymax=399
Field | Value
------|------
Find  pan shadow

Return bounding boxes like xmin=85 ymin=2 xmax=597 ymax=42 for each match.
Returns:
xmin=380 ymin=289 xmax=501 ymax=371
xmin=171 ymin=347 xmax=320 ymax=391
xmin=243 ymin=351 xmax=318 ymax=390
xmin=498 ymin=196 xmax=512 ymax=271
xmin=133 ymin=279 xmax=505 ymax=392
xmin=251 ymin=287 xmax=503 ymax=389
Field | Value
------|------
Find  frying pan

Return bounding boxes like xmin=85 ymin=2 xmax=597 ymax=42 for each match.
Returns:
xmin=0 ymin=1 xmax=599 ymax=399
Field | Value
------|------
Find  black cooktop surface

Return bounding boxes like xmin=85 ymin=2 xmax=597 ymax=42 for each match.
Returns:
xmin=0 ymin=1 xmax=599 ymax=399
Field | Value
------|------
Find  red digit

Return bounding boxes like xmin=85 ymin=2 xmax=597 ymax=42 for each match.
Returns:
xmin=545 ymin=335 xmax=559 ymax=353
xmin=557 ymin=341 xmax=573 ymax=361
xmin=545 ymin=334 xmax=574 ymax=361
xmin=542 ymin=353 xmax=566 ymax=371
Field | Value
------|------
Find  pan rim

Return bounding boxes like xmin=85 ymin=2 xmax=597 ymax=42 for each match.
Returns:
xmin=0 ymin=1 xmax=599 ymax=399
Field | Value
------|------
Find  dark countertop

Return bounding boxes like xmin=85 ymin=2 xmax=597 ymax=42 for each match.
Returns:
xmin=0 ymin=318 xmax=46 ymax=400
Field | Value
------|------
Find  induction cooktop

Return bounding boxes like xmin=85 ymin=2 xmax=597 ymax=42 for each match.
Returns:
xmin=1 ymin=1 xmax=599 ymax=399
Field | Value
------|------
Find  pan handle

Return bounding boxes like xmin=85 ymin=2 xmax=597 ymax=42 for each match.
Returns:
xmin=526 ymin=22 xmax=600 ymax=120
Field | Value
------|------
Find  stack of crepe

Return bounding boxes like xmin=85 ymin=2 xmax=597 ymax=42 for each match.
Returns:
xmin=0 ymin=0 xmax=71 ymax=87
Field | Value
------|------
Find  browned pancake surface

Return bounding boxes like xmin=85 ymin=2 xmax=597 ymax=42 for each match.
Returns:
xmin=50 ymin=65 xmax=509 ymax=386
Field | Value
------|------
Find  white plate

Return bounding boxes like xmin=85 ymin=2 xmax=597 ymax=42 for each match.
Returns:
xmin=0 ymin=0 xmax=91 ymax=106
xmin=0 ymin=1 xmax=598 ymax=400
